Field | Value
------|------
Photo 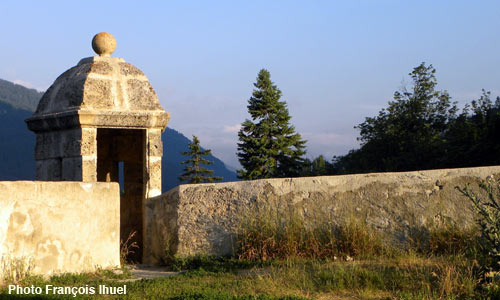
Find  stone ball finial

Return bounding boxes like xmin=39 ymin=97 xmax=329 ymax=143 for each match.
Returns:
xmin=92 ymin=32 xmax=116 ymax=57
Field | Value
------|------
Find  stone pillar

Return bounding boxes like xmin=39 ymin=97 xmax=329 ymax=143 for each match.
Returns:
xmin=143 ymin=128 xmax=163 ymax=264
xmin=81 ymin=127 xmax=97 ymax=181
xmin=145 ymin=128 xmax=163 ymax=198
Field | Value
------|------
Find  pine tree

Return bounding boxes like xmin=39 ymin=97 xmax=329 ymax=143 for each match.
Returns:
xmin=237 ymin=69 xmax=306 ymax=180
xmin=179 ymin=135 xmax=222 ymax=184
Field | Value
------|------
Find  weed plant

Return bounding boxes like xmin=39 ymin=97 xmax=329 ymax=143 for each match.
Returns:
xmin=457 ymin=177 xmax=500 ymax=270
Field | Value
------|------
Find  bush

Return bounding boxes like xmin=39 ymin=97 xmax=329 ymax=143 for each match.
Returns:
xmin=457 ymin=177 xmax=500 ymax=269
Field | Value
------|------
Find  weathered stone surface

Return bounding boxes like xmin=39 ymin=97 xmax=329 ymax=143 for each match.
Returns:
xmin=120 ymin=62 xmax=145 ymax=77
xmin=89 ymin=61 xmax=113 ymax=75
xmin=0 ymin=181 xmax=120 ymax=277
xmin=61 ymin=157 xmax=82 ymax=181
xmin=35 ymin=158 xmax=62 ymax=180
xmin=147 ymin=129 xmax=163 ymax=157
xmin=146 ymin=157 xmax=162 ymax=198
xmin=127 ymin=80 xmax=163 ymax=111
xmin=147 ymin=166 xmax=500 ymax=263
xmin=82 ymin=78 xmax=113 ymax=109
xmin=80 ymin=128 xmax=97 ymax=156
xmin=26 ymin=56 xmax=168 ymax=119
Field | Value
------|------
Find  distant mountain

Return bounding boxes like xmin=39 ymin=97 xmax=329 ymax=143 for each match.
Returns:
xmin=0 ymin=79 xmax=238 ymax=192
xmin=0 ymin=79 xmax=43 ymax=111
xmin=0 ymin=100 xmax=36 ymax=179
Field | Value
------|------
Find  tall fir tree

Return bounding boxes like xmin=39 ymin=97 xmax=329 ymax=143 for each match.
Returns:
xmin=179 ymin=135 xmax=222 ymax=184
xmin=237 ymin=69 xmax=306 ymax=180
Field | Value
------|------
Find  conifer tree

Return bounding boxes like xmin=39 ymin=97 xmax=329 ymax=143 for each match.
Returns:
xmin=179 ymin=135 xmax=222 ymax=184
xmin=237 ymin=69 xmax=306 ymax=180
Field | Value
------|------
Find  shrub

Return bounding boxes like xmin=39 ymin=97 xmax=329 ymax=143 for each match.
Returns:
xmin=457 ymin=177 xmax=500 ymax=269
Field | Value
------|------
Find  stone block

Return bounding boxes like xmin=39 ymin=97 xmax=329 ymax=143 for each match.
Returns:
xmin=127 ymin=79 xmax=162 ymax=110
xmin=147 ymin=129 xmax=163 ymax=157
xmin=119 ymin=62 xmax=145 ymax=77
xmin=35 ymin=158 xmax=62 ymax=180
xmin=147 ymin=158 xmax=162 ymax=191
xmin=61 ymin=129 xmax=83 ymax=157
xmin=82 ymin=156 xmax=97 ymax=181
xmin=62 ymin=157 xmax=82 ymax=181
xmin=82 ymin=78 xmax=112 ymax=109
xmin=89 ymin=61 xmax=113 ymax=75
xmin=80 ymin=128 xmax=97 ymax=156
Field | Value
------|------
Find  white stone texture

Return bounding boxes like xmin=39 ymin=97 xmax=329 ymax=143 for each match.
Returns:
xmin=0 ymin=181 xmax=120 ymax=276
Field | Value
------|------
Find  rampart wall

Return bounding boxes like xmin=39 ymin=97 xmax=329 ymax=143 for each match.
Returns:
xmin=147 ymin=166 xmax=500 ymax=263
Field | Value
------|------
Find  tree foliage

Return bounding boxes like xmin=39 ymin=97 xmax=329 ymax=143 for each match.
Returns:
xmin=343 ymin=63 xmax=457 ymax=172
xmin=300 ymin=155 xmax=333 ymax=176
xmin=297 ymin=62 xmax=500 ymax=177
xmin=237 ymin=69 xmax=306 ymax=180
xmin=330 ymin=63 xmax=500 ymax=175
xmin=179 ymin=135 xmax=222 ymax=184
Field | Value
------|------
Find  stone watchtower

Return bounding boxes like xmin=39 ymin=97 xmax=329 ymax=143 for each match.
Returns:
xmin=25 ymin=33 xmax=169 ymax=262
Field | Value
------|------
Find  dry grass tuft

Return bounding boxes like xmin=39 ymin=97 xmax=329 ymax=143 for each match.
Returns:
xmin=236 ymin=205 xmax=390 ymax=261
xmin=120 ymin=230 xmax=139 ymax=265
xmin=0 ymin=255 xmax=34 ymax=284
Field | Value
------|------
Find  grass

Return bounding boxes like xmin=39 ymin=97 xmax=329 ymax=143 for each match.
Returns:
xmin=236 ymin=205 xmax=394 ymax=262
xmin=0 ymin=255 xmax=34 ymax=284
xmin=0 ymin=255 xmax=494 ymax=299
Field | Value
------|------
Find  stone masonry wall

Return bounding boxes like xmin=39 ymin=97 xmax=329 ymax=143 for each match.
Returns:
xmin=146 ymin=166 xmax=500 ymax=263
xmin=0 ymin=181 xmax=119 ymax=278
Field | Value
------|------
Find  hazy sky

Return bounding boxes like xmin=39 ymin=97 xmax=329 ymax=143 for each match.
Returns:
xmin=1 ymin=1 xmax=499 ymax=168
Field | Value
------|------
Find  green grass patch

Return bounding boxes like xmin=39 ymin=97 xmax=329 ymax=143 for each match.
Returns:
xmin=1 ymin=255 xmax=496 ymax=299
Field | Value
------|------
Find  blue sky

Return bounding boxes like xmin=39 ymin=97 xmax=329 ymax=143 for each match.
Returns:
xmin=1 ymin=1 xmax=499 ymax=168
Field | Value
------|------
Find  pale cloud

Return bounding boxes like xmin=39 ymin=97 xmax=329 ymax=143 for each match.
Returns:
xmin=302 ymin=132 xmax=355 ymax=146
xmin=302 ymin=131 xmax=360 ymax=160
xmin=223 ymin=124 xmax=241 ymax=133
xmin=12 ymin=79 xmax=46 ymax=92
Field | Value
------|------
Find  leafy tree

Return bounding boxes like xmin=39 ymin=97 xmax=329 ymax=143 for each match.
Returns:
xmin=445 ymin=90 xmax=500 ymax=167
xmin=237 ymin=69 xmax=306 ymax=180
xmin=179 ymin=135 xmax=222 ymax=184
xmin=335 ymin=62 xmax=458 ymax=173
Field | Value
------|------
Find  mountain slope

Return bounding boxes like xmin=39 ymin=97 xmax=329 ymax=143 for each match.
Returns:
xmin=0 ymin=79 xmax=43 ymax=111
xmin=0 ymin=101 xmax=36 ymax=179
xmin=0 ymin=79 xmax=238 ymax=192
